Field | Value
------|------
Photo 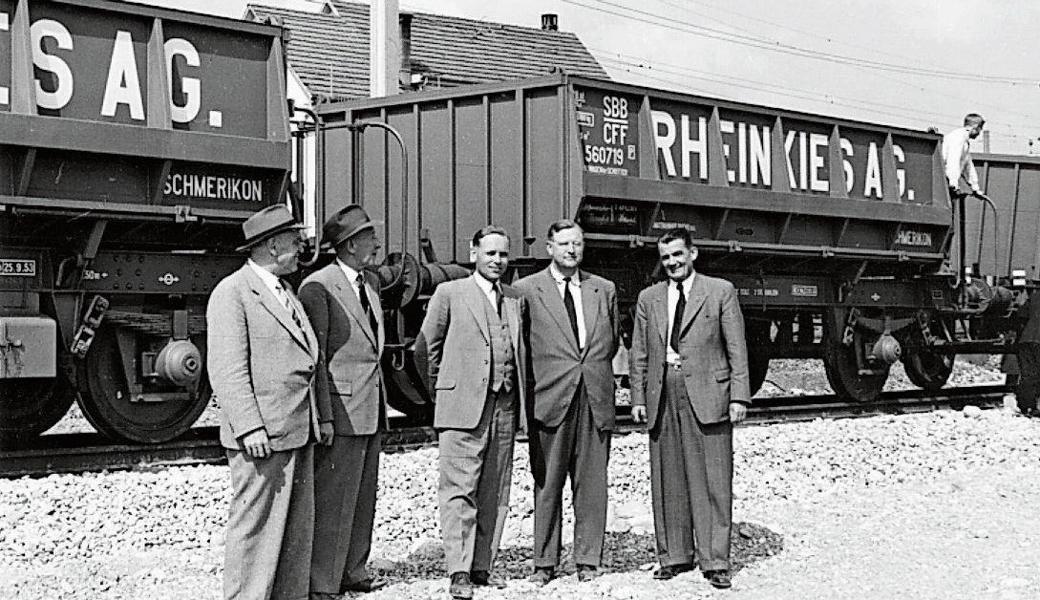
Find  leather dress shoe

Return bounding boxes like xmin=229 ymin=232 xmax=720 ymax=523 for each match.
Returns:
xmin=471 ymin=570 xmax=506 ymax=588
xmin=449 ymin=572 xmax=473 ymax=600
xmin=529 ymin=566 xmax=555 ymax=586
xmin=653 ymin=563 xmax=693 ymax=580
xmin=576 ymin=565 xmax=599 ymax=582
xmin=341 ymin=576 xmax=388 ymax=593
xmin=704 ymin=570 xmax=732 ymax=589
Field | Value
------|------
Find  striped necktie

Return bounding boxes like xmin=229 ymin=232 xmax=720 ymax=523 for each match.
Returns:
xmin=275 ymin=281 xmax=304 ymax=331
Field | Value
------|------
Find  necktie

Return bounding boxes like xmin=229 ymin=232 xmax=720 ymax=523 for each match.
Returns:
xmin=275 ymin=281 xmax=304 ymax=331
xmin=562 ymin=276 xmax=580 ymax=347
xmin=493 ymin=284 xmax=503 ymax=317
xmin=669 ymin=281 xmax=685 ymax=353
xmin=356 ymin=273 xmax=379 ymax=336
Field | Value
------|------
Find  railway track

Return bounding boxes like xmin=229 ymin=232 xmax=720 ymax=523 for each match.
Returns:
xmin=0 ymin=384 xmax=1010 ymax=478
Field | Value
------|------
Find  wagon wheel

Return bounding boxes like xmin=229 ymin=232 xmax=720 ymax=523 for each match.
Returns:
xmin=745 ymin=320 xmax=771 ymax=397
xmin=0 ymin=375 xmax=75 ymax=446
xmin=822 ymin=310 xmax=888 ymax=402
xmin=902 ymin=350 xmax=954 ymax=390
xmin=77 ymin=324 xmax=210 ymax=443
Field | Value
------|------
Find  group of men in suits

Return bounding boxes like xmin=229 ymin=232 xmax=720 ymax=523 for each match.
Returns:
xmin=208 ymin=203 xmax=389 ymax=600
xmin=415 ymin=221 xmax=749 ymax=598
xmin=207 ymin=203 xmax=750 ymax=600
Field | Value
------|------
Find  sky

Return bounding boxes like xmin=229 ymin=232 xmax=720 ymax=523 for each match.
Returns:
xmin=142 ymin=0 xmax=1039 ymax=154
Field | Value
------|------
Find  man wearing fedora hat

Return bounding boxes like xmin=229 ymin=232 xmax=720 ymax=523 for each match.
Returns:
xmin=207 ymin=204 xmax=333 ymax=600
xmin=299 ymin=205 xmax=389 ymax=598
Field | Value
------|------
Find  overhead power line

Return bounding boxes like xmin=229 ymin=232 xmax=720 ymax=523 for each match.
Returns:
xmin=563 ymin=0 xmax=1040 ymax=85
xmin=592 ymin=49 xmax=1040 ymax=130
xmin=645 ymin=0 xmax=1039 ymax=122
xmin=595 ymin=54 xmax=1038 ymax=145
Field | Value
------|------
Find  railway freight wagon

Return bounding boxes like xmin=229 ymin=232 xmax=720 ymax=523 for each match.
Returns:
xmin=0 ymin=0 xmax=292 ymax=444
xmin=315 ymin=75 xmax=1027 ymax=417
xmin=962 ymin=153 xmax=1040 ymax=282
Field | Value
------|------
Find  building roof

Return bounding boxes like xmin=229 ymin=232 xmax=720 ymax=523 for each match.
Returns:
xmin=246 ymin=0 xmax=609 ymax=101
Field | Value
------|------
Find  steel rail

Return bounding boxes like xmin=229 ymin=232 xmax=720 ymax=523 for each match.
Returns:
xmin=0 ymin=385 xmax=1010 ymax=478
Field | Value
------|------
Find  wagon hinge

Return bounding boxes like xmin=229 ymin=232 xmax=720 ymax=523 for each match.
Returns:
xmin=916 ymin=311 xmax=936 ymax=344
xmin=842 ymin=307 xmax=859 ymax=346
xmin=70 ymin=295 xmax=110 ymax=358
xmin=174 ymin=205 xmax=198 ymax=223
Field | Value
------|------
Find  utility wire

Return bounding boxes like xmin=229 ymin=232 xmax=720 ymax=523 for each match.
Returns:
xmin=593 ymin=49 xmax=1040 ymax=131
xmin=644 ymin=0 xmax=1039 ymax=122
xmin=563 ymin=0 xmax=1040 ymax=85
xmin=597 ymin=56 xmax=1035 ymax=144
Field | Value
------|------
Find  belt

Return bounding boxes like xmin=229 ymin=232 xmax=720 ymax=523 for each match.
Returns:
xmin=665 ymin=361 xmax=683 ymax=370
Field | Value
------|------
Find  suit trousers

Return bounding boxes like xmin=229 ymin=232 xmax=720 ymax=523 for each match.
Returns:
xmin=438 ymin=387 xmax=516 ymax=575
xmin=310 ymin=432 xmax=381 ymax=593
xmin=530 ymin=383 xmax=611 ymax=567
xmin=1017 ymin=343 xmax=1040 ymax=411
xmin=649 ymin=367 xmax=733 ymax=571
xmin=224 ymin=444 xmax=315 ymax=600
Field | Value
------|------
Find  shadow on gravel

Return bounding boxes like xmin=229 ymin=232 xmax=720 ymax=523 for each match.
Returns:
xmin=377 ymin=522 xmax=782 ymax=585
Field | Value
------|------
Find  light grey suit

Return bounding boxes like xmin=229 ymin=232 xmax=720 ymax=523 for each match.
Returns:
xmin=416 ymin=275 xmax=528 ymax=575
xmin=514 ymin=268 xmax=619 ymax=568
xmin=630 ymin=273 xmax=749 ymax=571
xmin=299 ymin=263 xmax=387 ymax=594
xmin=207 ymin=263 xmax=327 ymax=600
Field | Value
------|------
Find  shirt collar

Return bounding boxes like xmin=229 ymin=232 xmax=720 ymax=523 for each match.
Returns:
xmin=247 ymin=259 xmax=282 ymax=290
xmin=473 ymin=272 xmax=498 ymax=294
xmin=671 ymin=271 xmax=696 ymax=295
xmin=336 ymin=259 xmax=362 ymax=284
xmin=549 ymin=263 xmax=580 ymax=285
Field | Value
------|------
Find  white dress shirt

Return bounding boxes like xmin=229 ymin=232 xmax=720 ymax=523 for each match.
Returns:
xmin=549 ymin=263 xmax=586 ymax=348
xmin=666 ymin=272 xmax=696 ymax=364
xmin=336 ymin=259 xmax=363 ymax=299
xmin=942 ymin=126 xmax=980 ymax=192
xmin=248 ymin=259 xmax=290 ymax=310
xmin=473 ymin=272 xmax=500 ymax=311
xmin=248 ymin=260 xmax=307 ymax=342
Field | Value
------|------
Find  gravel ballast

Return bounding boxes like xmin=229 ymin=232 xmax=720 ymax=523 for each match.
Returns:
xmin=5 ymin=395 xmax=1040 ymax=599
xmin=3 ymin=359 xmax=1031 ymax=599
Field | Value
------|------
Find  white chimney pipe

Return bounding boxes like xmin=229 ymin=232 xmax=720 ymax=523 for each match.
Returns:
xmin=370 ymin=0 xmax=400 ymax=97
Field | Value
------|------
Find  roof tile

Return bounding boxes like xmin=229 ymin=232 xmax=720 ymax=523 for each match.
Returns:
xmin=247 ymin=0 xmax=608 ymax=101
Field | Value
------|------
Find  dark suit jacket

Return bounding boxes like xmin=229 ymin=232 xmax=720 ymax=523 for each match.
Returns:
xmin=629 ymin=273 xmax=750 ymax=428
xmin=299 ymin=263 xmax=387 ymax=436
xmin=514 ymin=268 xmax=619 ymax=430
xmin=1019 ymin=293 xmax=1040 ymax=344
xmin=206 ymin=264 xmax=327 ymax=451
xmin=417 ymin=275 xmax=528 ymax=430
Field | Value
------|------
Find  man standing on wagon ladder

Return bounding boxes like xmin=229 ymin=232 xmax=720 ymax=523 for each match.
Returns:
xmin=943 ymin=113 xmax=986 ymax=198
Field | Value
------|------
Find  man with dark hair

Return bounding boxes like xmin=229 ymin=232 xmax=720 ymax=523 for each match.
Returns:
xmin=514 ymin=219 xmax=619 ymax=585
xmin=299 ymin=205 xmax=389 ymax=598
xmin=416 ymin=225 xmax=528 ymax=600
xmin=629 ymin=227 xmax=750 ymax=590
xmin=943 ymin=113 xmax=986 ymax=198
xmin=207 ymin=204 xmax=333 ymax=600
